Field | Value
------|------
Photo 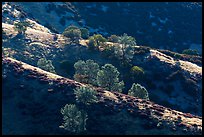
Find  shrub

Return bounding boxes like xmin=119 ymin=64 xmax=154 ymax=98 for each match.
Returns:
xmin=74 ymin=86 xmax=98 ymax=105
xmin=97 ymin=64 xmax=124 ymax=92
xmin=80 ymin=28 xmax=89 ymax=39
xmin=174 ymin=53 xmax=182 ymax=59
xmin=108 ymin=35 xmax=119 ymax=43
xmin=37 ymin=58 xmax=56 ymax=74
xmin=13 ymin=21 xmax=29 ymax=34
xmin=59 ymin=104 xmax=87 ymax=133
xmin=93 ymin=34 xmax=107 ymax=45
xmin=128 ymin=83 xmax=149 ymax=100
xmin=63 ymin=25 xmax=81 ymax=42
xmin=131 ymin=66 xmax=144 ymax=75
xmin=88 ymin=36 xmax=97 ymax=49
xmin=182 ymin=49 xmax=199 ymax=56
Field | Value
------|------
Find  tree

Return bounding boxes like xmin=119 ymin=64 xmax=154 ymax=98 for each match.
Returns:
xmin=93 ymin=34 xmax=107 ymax=46
xmin=80 ymin=28 xmax=89 ymax=39
xmin=128 ymin=83 xmax=149 ymax=100
xmin=59 ymin=104 xmax=88 ymax=133
xmin=88 ymin=36 xmax=97 ymax=49
xmin=108 ymin=35 xmax=119 ymax=43
xmin=74 ymin=86 xmax=98 ymax=105
xmin=74 ymin=60 xmax=100 ymax=86
xmin=97 ymin=64 xmax=124 ymax=92
xmin=88 ymin=34 xmax=107 ymax=49
xmin=63 ymin=25 xmax=81 ymax=43
xmin=13 ymin=21 xmax=29 ymax=34
xmin=113 ymin=33 xmax=136 ymax=64
xmin=37 ymin=58 xmax=56 ymax=74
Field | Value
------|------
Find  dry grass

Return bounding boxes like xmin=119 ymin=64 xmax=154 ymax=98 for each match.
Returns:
xmin=150 ymin=49 xmax=202 ymax=76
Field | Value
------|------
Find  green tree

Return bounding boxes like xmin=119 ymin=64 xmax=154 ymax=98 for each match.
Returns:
xmin=59 ymin=104 xmax=88 ymax=133
xmin=63 ymin=25 xmax=81 ymax=43
xmin=88 ymin=34 xmax=107 ymax=49
xmin=80 ymin=28 xmax=89 ymax=39
xmin=13 ymin=21 xmax=29 ymax=34
xmin=88 ymin=36 xmax=97 ymax=49
xmin=74 ymin=86 xmax=98 ymax=105
xmin=93 ymin=34 xmax=107 ymax=46
xmin=37 ymin=58 xmax=56 ymax=74
xmin=97 ymin=64 xmax=124 ymax=92
xmin=113 ymin=33 xmax=136 ymax=64
xmin=128 ymin=83 xmax=149 ymax=100
xmin=108 ymin=35 xmax=119 ymax=43
xmin=74 ymin=60 xmax=100 ymax=85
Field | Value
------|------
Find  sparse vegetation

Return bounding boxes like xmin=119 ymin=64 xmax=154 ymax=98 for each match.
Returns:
xmin=128 ymin=83 xmax=149 ymax=100
xmin=13 ymin=21 xmax=29 ymax=34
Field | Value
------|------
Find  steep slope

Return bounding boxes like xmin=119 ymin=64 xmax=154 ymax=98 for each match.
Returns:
xmin=2 ymin=20 xmax=202 ymax=116
xmin=3 ymin=2 xmax=202 ymax=52
xmin=2 ymin=57 xmax=202 ymax=135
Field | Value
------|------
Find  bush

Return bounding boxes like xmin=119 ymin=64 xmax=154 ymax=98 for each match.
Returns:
xmin=128 ymin=83 xmax=149 ymax=100
xmin=88 ymin=36 xmax=97 ymax=49
xmin=93 ymin=34 xmax=107 ymax=45
xmin=182 ymin=49 xmax=199 ymax=56
xmin=37 ymin=58 xmax=56 ymax=74
xmin=74 ymin=86 xmax=98 ymax=105
xmin=59 ymin=104 xmax=87 ymax=133
xmin=174 ymin=53 xmax=182 ymax=59
xmin=131 ymin=66 xmax=144 ymax=75
xmin=87 ymin=34 xmax=107 ymax=50
xmin=80 ymin=28 xmax=89 ymax=39
xmin=63 ymin=25 xmax=81 ymax=42
xmin=13 ymin=21 xmax=29 ymax=34
xmin=108 ymin=35 xmax=119 ymax=43
xmin=97 ymin=64 xmax=124 ymax=92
